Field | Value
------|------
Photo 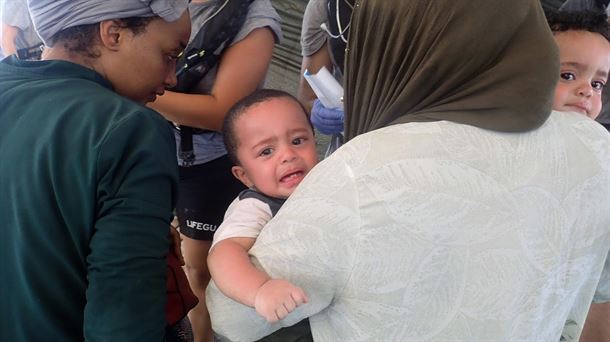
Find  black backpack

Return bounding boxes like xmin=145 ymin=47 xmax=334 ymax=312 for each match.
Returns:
xmin=173 ymin=0 xmax=254 ymax=166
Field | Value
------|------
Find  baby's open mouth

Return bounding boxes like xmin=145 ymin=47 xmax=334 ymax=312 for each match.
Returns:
xmin=280 ymin=171 xmax=304 ymax=183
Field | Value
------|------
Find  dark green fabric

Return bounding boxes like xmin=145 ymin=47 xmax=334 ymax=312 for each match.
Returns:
xmin=0 ymin=57 xmax=178 ymax=341
xmin=344 ymin=0 xmax=559 ymax=140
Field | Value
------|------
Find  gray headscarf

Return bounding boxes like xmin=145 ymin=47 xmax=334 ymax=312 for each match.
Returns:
xmin=27 ymin=0 xmax=189 ymax=45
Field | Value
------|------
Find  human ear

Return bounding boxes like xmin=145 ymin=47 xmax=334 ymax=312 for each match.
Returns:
xmin=98 ymin=20 xmax=123 ymax=51
xmin=231 ymin=165 xmax=254 ymax=188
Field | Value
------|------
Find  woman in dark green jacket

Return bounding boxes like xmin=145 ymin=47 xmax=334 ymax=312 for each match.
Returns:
xmin=0 ymin=1 xmax=191 ymax=340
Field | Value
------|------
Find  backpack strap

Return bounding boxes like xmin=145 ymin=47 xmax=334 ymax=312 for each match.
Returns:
xmin=326 ymin=0 xmax=354 ymax=74
xmin=16 ymin=43 xmax=44 ymax=60
xmin=173 ymin=0 xmax=255 ymax=93
xmin=174 ymin=0 xmax=254 ymax=167
xmin=179 ymin=126 xmax=196 ymax=167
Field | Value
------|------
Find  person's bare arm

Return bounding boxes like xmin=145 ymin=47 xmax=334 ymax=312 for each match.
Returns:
xmin=208 ymin=237 xmax=307 ymax=322
xmin=149 ymin=27 xmax=275 ymax=131
xmin=580 ymin=302 xmax=610 ymax=342
xmin=1 ymin=24 xmax=19 ymax=56
xmin=208 ymin=237 xmax=265 ymax=306
xmin=297 ymin=41 xmax=333 ymax=114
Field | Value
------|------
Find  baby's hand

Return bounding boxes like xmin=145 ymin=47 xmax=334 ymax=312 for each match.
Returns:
xmin=254 ymin=279 xmax=308 ymax=323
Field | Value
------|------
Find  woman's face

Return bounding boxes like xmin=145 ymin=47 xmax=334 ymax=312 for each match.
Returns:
xmin=106 ymin=11 xmax=191 ymax=104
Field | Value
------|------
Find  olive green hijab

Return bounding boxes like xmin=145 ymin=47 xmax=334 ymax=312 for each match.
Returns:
xmin=344 ymin=0 xmax=559 ymax=140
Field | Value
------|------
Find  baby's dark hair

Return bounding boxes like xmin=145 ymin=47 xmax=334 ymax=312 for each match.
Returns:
xmin=546 ymin=9 xmax=610 ymax=41
xmin=222 ymin=89 xmax=313 ymax=166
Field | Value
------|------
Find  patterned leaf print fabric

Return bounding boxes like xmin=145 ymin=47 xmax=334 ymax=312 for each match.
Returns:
xmin=207 ymin=111 xmax=610 ymax=342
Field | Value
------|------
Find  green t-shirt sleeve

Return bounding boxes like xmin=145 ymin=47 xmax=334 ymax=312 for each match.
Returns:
xmin=84 ymin=110 xmax=178 ymax=341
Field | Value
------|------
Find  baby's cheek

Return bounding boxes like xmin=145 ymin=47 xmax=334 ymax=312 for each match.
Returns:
xmin=589 ymin=99 xmax=602 ymax=119
xmin=551 ymin=87 xmax=566 ymax=111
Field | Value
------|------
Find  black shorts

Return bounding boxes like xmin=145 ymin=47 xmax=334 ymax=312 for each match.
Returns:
xmin=176 ymin=154 xmax=246 ymax=241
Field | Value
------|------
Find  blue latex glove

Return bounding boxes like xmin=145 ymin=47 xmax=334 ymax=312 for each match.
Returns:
xmin=311 ymin=99 xmax=344 ymax=135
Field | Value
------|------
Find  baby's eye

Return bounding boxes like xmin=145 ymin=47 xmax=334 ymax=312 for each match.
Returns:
xmin=560 ymin=72 xmax=575 ymax=81
xmin=592 ymin=80 xmax=605 ymax=92
xmin=259 ymin=148 xmax=273 ymax=157
xmin=292 ymin=137 xmax=305 ymax=145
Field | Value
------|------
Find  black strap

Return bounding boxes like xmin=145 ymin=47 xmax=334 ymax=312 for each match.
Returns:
xmin=16 ymin=43 xmax=44 ymax=60
xmin=172 ymin=0 xmax=254 ymax=93
xmin=179 ymin=126 xmax=196 ymax=167
xmin=174 ymin=0 xmax=254 ymax=167
xmin=326 ymin=0 xmax=353 ymax=74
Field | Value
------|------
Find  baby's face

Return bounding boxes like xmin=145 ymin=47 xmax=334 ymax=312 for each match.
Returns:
xmin=552 ymin=30 xmax=610 ymax=119
xmin=232 ymin=97 xmax=319 ymax=199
